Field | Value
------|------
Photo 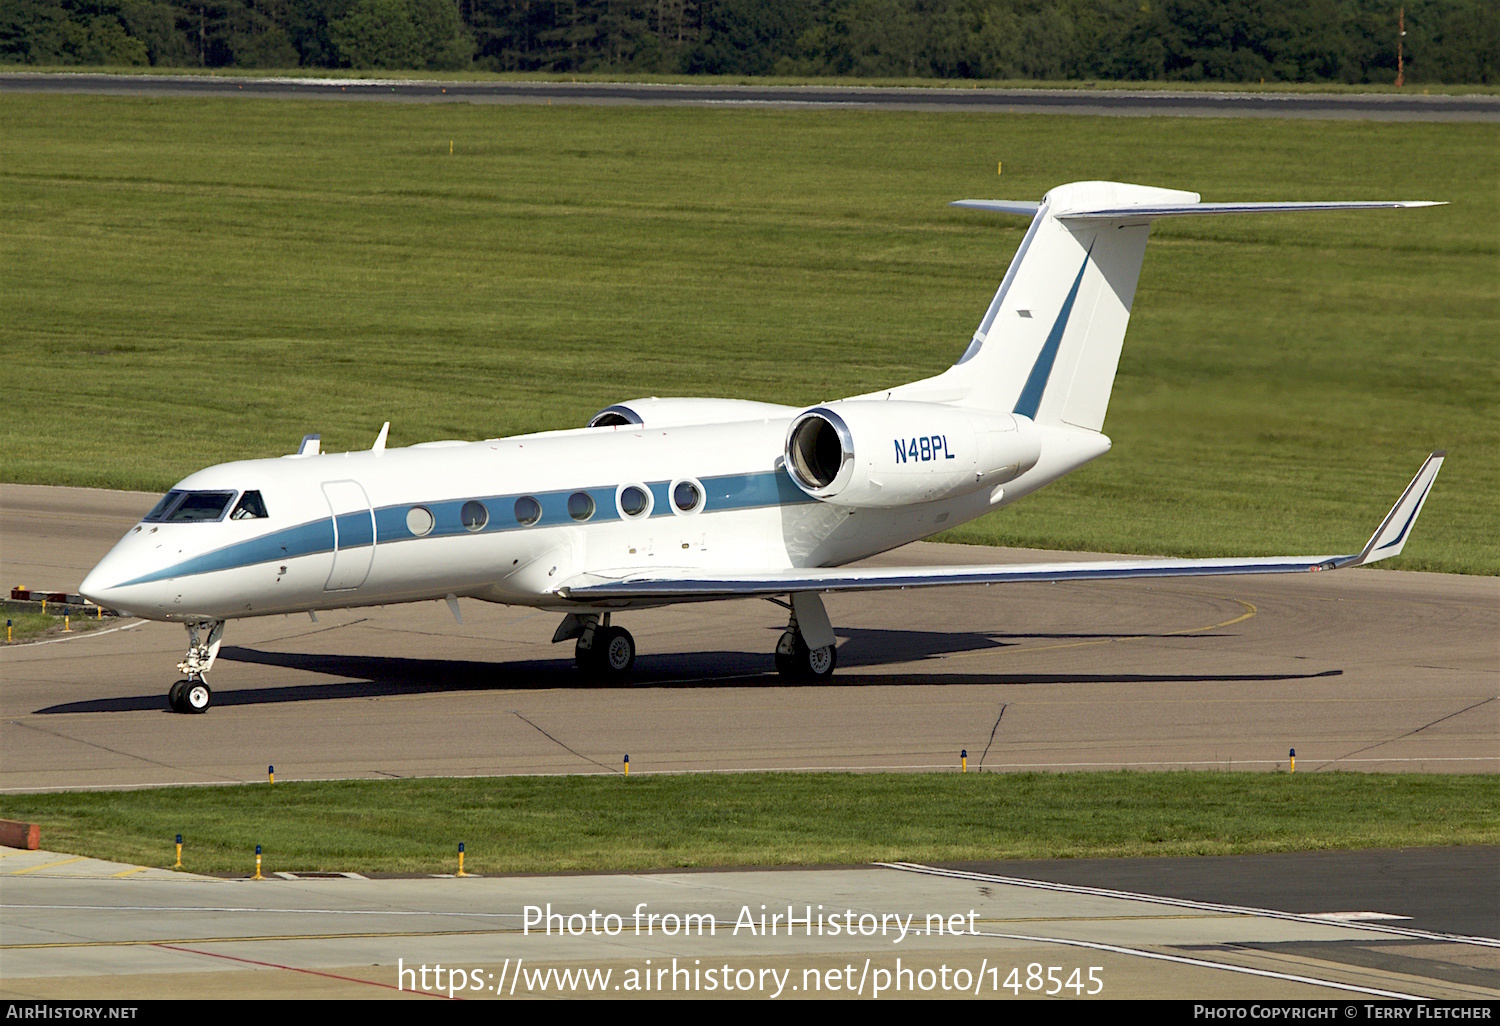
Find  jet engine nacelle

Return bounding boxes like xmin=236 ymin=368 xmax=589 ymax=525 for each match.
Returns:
xmin=588 ymin=397 xmax=797 ymax=429
xmin=785 ymin=401 xmax=1041 ymax=508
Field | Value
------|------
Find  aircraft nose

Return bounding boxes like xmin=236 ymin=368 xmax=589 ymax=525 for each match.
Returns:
xmin=78 ymin=563 xmax=115 ymax=609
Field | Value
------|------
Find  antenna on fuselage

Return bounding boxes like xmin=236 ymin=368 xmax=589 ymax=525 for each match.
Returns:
xmin=372 ymin=422 xmax=390 ymax=455
xmin=296 ymin=434 xmax=321 ymax=457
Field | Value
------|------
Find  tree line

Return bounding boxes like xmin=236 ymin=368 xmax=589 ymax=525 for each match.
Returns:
xmin=2 ymin=0 xmax=1495 ymax=83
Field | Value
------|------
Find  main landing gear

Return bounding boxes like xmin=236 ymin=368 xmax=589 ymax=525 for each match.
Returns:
xmin=556 ymin=613 xmax=635 ymax=679
xmin=551 ymin=592 xmax=840 ymax=682
xmin=169 ymin=620 xmax=223 ymax=713
xmin=773 ymin=592 xmax=837 ymax=681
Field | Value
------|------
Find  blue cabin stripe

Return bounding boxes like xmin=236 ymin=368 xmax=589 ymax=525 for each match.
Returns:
xmin=116 ymin=468 xmax=816 ymax=587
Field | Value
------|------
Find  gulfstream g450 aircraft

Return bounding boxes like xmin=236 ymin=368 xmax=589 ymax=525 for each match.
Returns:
xmin=81 ymin=181 xmax=1447 ymax=713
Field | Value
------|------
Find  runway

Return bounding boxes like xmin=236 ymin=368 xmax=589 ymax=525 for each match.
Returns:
xmin=1 ymin=484 xmax=1495 ymax=791
xmin=2 ymin=844 xmax=1496 ymax=999
xmin=3 ymin=73 xmax=1498 ymax=121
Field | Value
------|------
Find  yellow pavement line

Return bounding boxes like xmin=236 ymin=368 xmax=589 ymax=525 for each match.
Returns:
xmin=943 ymin=598 xmax=1258 ymax=663
xmin=109 ymin=867 xmax=150 ymax=878
xmin=8 ymin=857 xmax=86 ymax=875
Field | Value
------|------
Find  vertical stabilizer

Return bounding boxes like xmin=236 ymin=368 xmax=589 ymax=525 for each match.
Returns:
xmin=944 ymin=181 xmax=1195 ymax=430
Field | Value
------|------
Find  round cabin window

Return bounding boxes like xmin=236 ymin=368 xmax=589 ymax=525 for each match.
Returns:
xmin=672 ymin=479 xmax=703 ymax=514
xmin=619 ymin=485 xmax=650 ymax=519
xmin=567 ymin=492 xmax=595 ymax=522
xmin=460 ymin=500 xmax=488 ymax=532
xmin=406 ymin=506 xmax=434 ymax=537
xmin=514 ymin=496 xmax=542 ymax=526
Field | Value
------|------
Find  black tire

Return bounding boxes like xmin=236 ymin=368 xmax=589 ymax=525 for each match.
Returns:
xmin=184 ymin=680 xmax=212 ymax=713
xmin=575 ymin=636 xmax=600 ymax=671
xmin=168 ymin=679 xmax=189 ymax=713
xmin=596 ymin=626 xmax=635 ymax=675
xmin=774 ymin=633 xmax=837 ymax=680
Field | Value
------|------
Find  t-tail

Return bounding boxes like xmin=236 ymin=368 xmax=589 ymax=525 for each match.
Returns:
xmin=887 ymin=180 xmax=1443 ymax=433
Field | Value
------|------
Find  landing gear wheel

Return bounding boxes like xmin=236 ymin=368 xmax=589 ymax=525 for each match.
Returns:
xmin=576 ymin=626 xmax=635 ymax=678
xmin=184 ymin=681 xmax=212 ymax=713
xmin=168 ymin=679 xmax=189 ymax=713
xmin=598 ymin=626 xmax=635 ymax=674
xmin=774 ymin=632 xmax=837 ymax=680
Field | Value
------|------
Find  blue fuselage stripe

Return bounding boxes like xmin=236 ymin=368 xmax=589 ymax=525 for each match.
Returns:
xmin=117 ymin=468 xmax=815 ymax=587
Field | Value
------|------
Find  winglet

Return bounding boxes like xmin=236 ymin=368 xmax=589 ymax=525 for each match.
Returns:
xmin=372 ymin=421 xmax=390 ymax=454
xmin=1336 ymin=452 xmax=1446 ymax=569
xmin=296 ymin=433 xmax=321 ymax=457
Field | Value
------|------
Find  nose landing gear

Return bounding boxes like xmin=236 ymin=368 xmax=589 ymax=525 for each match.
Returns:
xmin=168 ymin=620 xmax=223 ymax=713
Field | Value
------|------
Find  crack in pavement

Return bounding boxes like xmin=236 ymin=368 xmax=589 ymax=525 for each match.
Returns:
xmin=1314 ymin=695 xmax=1498 ymax=771
xmin=977 ymin=701 xmax=1008 ymax=771
xmin=510 ymin=711 xmax=620 ymax=774
xmin=4 ymin=718 xmax=242 ymax=782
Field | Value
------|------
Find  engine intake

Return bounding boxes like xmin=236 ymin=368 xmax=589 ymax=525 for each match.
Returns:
xmin=787 ymin=409 xmax=855 ymax=493
xmin=784 ymin=401 xmax=1041 ymax=508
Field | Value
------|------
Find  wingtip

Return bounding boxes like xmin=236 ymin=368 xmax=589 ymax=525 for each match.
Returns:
xmin=1431 ymin=449 xmax=1448 ymax=458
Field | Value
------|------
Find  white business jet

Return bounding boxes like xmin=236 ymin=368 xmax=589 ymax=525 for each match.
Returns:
xmin=80 ymin=181 xmax=1447 ymax=713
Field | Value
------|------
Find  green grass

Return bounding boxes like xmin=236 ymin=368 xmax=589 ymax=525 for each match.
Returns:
xmin=4 ymin=773 xmax=1494 ymax=875
xmin=1 ymin=97 xmax=1495 ymax=572
xmin=1 ymin=611 xmax=105 ymax=643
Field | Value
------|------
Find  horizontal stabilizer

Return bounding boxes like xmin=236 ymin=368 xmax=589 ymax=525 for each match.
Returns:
xmin=557 ymin=454 xmax=1444 ymax=602
xmin=1056 ymin=200 xmax=1446 ymax=222
xmin=951 ymin=198 xmax=1445 ymax=222
xmin=949 ymin=200 xmax=1042 ymax=217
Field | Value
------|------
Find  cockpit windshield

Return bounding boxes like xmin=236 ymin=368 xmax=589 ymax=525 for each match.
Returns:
xmin=230 ymin=490 xmax=268 ymax=520
xmin=143 ymin=490 xmax=238 ymax=523
xmin=143 ymin=491 xmax=184 ymax=521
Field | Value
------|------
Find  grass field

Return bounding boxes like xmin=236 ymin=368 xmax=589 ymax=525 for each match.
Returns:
xmin=1 ymin=96 xmax=1494 ymax=572
xmin=3 ymin=772 xmax=1495 ymax=875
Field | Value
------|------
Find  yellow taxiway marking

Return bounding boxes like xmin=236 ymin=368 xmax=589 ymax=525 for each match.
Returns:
xmin=109 ymin=867 xmax=150 ymax=878
xmin=940 ymin=598 xmax=1258 ymax=663
xmin=8 ymin=857 xmax=86 ymax=875
xmin=0 ymin=914 xmax=1238 ymax=950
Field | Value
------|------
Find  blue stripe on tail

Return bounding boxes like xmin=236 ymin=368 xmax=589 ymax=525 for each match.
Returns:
xmin=1013 ymin=249 xmax=1091 ymax=420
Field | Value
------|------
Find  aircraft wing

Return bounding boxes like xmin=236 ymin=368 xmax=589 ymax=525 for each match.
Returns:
xmin=557 ymin=453 xmax=1444 ymax=602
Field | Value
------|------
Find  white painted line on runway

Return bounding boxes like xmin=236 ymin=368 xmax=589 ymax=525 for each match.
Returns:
xmin=8 ymin=620 xmax=144 ymax=647
xmin=6 ymin=754 xmax=1497 ymax=793
xmin=967 ymin=926 xmax=1428 ymax=1000
xmin=4 ymin=903 xmax=523 ymax=918
xmin=881 ymin=863 xmax=1500 ymax=948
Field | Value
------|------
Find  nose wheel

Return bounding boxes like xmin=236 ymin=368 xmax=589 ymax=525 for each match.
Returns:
xmin=168 ymin=620 xmax=224 ymax=713
xmin=168 ymin=678 xmax=212 ymax=714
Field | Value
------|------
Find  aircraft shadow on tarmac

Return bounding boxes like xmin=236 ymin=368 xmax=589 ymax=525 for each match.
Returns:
xmin=33 ymin=627 xmax=1340 ymax=714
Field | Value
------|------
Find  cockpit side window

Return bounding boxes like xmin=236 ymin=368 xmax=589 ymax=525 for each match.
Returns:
xmin=230 ymin=490 xmax=269 ymax=520
xmin=163 ymin=491 xmax=237 ymax=523
xmin=143 ymin=490 xmax=185 ymax=522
